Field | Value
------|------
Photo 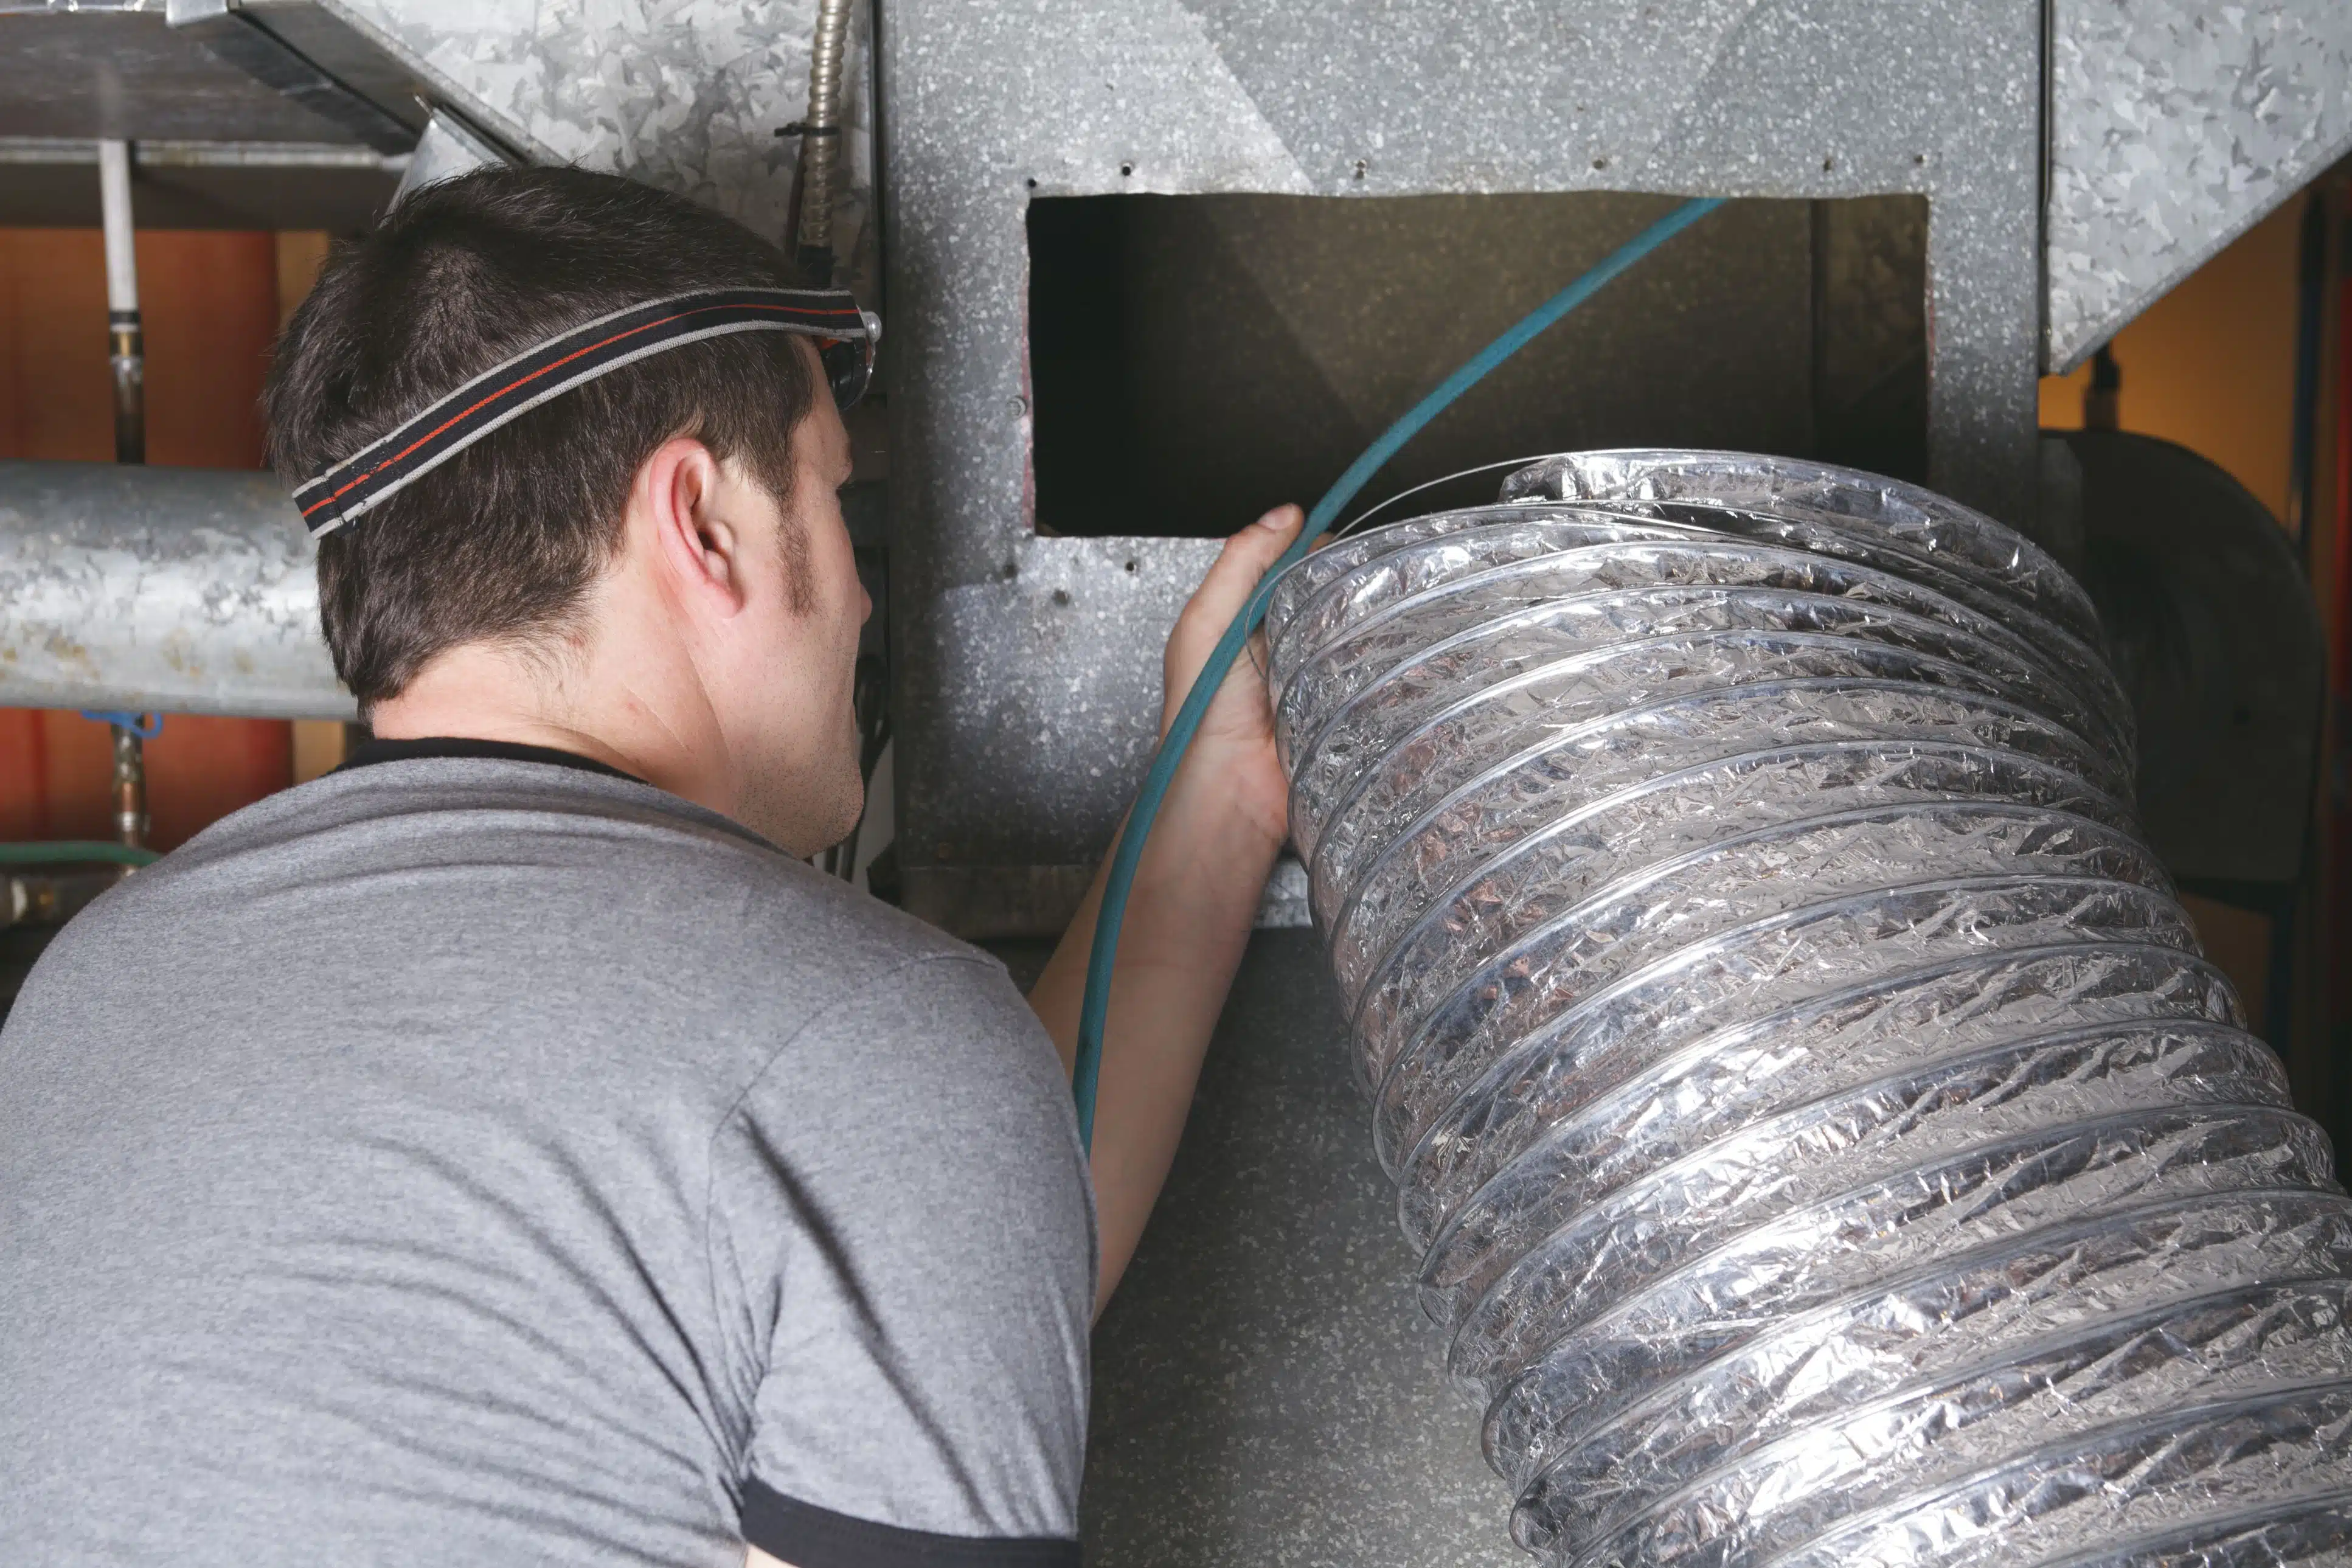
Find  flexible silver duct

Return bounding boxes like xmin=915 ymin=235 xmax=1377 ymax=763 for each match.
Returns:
xmin=1264 ymin=451 xmax=2352 ymax=1567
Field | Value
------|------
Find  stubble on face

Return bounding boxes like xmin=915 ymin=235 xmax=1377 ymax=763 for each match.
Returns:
xmin=731 ymin=389 xmax=868 ymax=856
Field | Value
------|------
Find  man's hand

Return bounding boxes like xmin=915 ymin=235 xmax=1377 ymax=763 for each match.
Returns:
xmin=1030 ymin=504 xmax=1307 ymax=1312
xmin=1162 ymin=504 xmax=1306 ymax=851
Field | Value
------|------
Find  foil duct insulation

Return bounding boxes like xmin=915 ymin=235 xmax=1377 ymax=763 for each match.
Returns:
xmin=1261 ymin=451 xmax=2352 ymax=1567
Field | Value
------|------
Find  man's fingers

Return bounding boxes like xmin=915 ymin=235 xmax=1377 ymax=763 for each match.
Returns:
xmin=1189 ymin=505 xmax=1304 ymax=624
xmin=1242 ymin=502 xmax=1306 ymax=554
xmin=1165 ymin=505 xmax=1302 ymax=738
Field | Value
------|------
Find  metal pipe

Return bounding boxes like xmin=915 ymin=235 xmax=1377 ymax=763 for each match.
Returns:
xmin=5 ymin=868 xmax=117 ymax=931
xmin=109 ymin=723 xmax=148 ymax=853
xmin=97 ymin=140 xmax=153 ymax=857
xmin=0 ymin=461 xmax=351 ymax=720
xmin=99 ymin=139 xmax=143 ymax=467
xmin=794 ymin=0 xmax=854 ymax=281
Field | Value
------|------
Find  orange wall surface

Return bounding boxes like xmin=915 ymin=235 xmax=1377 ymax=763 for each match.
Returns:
xmin=0 ymin=228 xmax=293 ymax=852
xmin=2039 ymin=195 xmax=2305 ymax=522
xmin=2039 ymin=189 xmax=2331 ymax=1055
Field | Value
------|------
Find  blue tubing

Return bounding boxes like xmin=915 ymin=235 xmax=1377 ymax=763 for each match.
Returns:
xmin=1071 ymin=196 xmax=1725 ymax=1150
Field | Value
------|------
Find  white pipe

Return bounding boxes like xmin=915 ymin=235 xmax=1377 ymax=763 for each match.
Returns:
xmin=97 ymin=139 xmax=137 ymax=316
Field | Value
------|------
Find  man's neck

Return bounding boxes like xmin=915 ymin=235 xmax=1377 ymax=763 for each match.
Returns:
xmin=366 ymin=641 xmax=717 ymax=808
xmin=341 ymin=732 xmax=649 ymax=785
xmin=367 ymin=708 xmax=648 ymax=780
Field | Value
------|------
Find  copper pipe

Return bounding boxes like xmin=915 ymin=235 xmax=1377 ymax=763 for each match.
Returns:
xmin=111 ymin=723 xmax=148 ymax=853
xmin=100 ymin=140 xmax=151 ymax=862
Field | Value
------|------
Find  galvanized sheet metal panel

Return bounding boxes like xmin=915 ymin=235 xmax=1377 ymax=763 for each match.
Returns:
xmin=316 ymin=0 xmax=873 ymax=249
xmin=2047 ymin=0 xmax=2352 ymax=372
xmin=883 ymin=0 xmax=2042 ymax=928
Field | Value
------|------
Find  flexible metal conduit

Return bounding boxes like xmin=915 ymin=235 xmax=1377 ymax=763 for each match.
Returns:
xmin=1264 ymin=451 xmax=2352 ymax=1568
xmin=794 ymin=0 xmax=855 ymax=278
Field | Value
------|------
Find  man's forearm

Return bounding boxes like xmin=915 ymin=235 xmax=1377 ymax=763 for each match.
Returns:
xmin=1030 ymin=739 xmax=1284 ymax=1312
xmin=1032 ymin=504 xmax=1302 ymax=1313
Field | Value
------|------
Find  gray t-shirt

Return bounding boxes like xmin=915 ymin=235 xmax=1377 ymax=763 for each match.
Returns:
xmin=0 ymin=751 xmax=1094 ymax=1568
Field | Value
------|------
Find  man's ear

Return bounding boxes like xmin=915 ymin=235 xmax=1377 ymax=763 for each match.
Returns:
xmin=637 ymin=436 xmax=748 ymax=612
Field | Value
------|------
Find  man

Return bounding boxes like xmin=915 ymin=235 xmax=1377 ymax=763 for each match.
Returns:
xmin=0 ymin=168 xmax=1302 ymax=1567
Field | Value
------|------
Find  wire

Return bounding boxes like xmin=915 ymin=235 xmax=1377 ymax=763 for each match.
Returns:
xmin=1071 ymin=196 xmax=1725 ymax=1150
xmin=0 ymin=841 xmax=159 ymax=869
xmin=1336 ymin=451 xmax=1564 ymax=539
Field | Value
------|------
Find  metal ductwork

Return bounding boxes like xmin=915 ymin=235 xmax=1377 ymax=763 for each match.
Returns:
xmin=0 ymin=0 xmax=870 ymax=723
xmin=1263 ymin=451 xmax=2352 ymax=1566
xmin=0 ymin=461 xmax=351 ymax=720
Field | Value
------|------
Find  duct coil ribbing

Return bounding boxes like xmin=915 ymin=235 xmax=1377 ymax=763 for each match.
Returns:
xmin=1263 ymin=451 xmax=2352 ymax=1567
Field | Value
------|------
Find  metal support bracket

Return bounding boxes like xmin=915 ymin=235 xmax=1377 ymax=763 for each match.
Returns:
xmin=165 ymin=0 xmax=420 ymax=155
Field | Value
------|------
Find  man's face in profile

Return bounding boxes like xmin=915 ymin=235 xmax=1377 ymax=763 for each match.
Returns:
xmin=721 ymin=350 xmax=871 ymax=855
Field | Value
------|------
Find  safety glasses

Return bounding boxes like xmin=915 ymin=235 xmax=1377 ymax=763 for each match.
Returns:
xmin=819 ymin=307 xmax=883 ymax=411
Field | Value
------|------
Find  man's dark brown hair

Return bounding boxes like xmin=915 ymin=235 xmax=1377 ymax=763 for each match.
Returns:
xmin=266 ymin=166 xmax=817 ymax=707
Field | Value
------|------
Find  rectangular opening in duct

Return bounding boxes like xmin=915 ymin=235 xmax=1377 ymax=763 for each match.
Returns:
xmin=1025 ymin=192 xmax=1927 ymax=538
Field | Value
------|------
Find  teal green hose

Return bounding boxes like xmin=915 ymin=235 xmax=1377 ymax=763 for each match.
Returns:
xmin=0 ymin=841 xmax=159 ymax=869
xmin=1072 ymin=197 xmax=1726 ymax=1150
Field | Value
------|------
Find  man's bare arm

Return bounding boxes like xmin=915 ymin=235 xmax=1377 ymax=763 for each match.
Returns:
xmin=1030 ymin=506 xmax=1304 ymax=1313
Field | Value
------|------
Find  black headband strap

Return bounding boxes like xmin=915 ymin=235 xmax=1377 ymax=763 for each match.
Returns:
xmin=293 ymin=287 xmax=869 ymax=538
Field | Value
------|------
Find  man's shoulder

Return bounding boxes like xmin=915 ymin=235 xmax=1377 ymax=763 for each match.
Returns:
xmin=9 ymin=761 xmax=1040 ymax=1147
xmin=732 ymin=860 xmax=997 ymax=992
xmin=60 ymin=757 xmax=1001 ymax=1015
